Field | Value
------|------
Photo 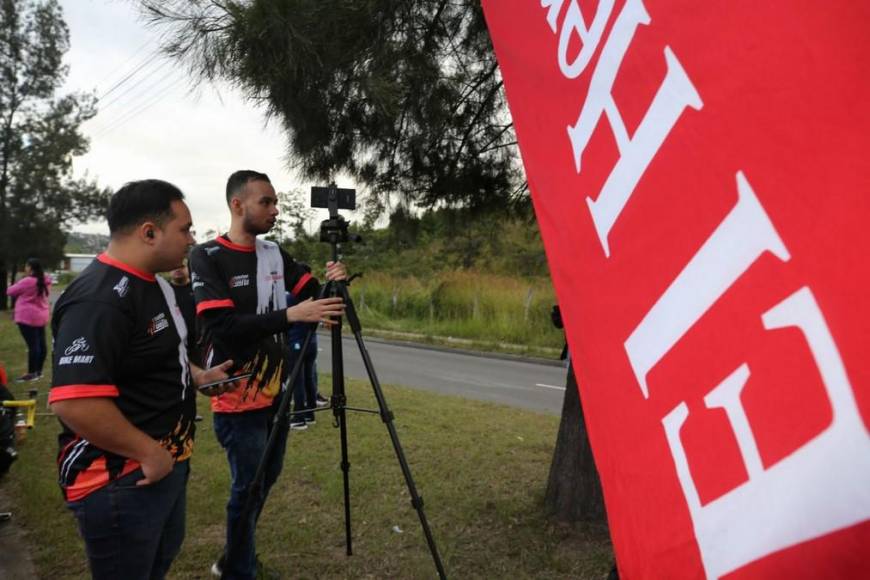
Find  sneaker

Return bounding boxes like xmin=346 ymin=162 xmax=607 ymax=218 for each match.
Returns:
xmin=304 ymin=417 xmax=316 ymax=425
xmin=211 ymin=554 xmax=278 ymax=579
xmin=315 ymin=394 xmax=329 ymax=408
xmin=289 ymin=421 xmax=308 ymax=431
xmin=14 ymin=373 xmax=38 ymax=383
xmin=210 ymin=554 xmax=224 ymax=577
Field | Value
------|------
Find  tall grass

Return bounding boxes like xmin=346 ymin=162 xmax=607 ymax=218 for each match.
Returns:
xmin=348 ymin=271 xmax=562 ymax=350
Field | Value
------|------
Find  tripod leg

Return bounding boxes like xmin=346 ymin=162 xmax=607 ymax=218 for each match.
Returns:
xmin=328 ymin=280 xmax=354 ymax=556
xmin=336 ymin=282 xmax=448 ymax=580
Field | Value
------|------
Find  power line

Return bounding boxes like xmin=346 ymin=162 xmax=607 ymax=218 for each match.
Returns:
xmin=91 ymin=65 xmax=185 ymax=133
xmin=91 ymin=75 xmax=188 ymax=138
xmin=97 ymin=50 xmax=163 ymax=101
xmin=98 ymin=58 xmax=172 ymax=111
xmin=92 ymin=37 xmax=154 ymax=89
xmin=93 ymin=78 xmax=184 ymax=137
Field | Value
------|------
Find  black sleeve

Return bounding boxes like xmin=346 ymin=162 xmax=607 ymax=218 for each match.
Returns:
xmin=49 ymin=301 xmax=131 ymax=402
xmin=189 ymin=244 xmax=233 ymax=310
xmin=199 ymin=308 xmax=289 ymax=347
xmin=281 ymin=249 xmax=320 ymax=300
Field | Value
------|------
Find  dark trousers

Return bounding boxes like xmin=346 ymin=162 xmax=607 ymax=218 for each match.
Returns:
xmin=17 ymin=323 xmax=46 ymax=374
xmin=289 ymin=343 xmax=318 ymax=423
xmin=67 ymin=461 xmax=190 ymax=580
xmin=213 ymin=397 xmax=290 ymax=580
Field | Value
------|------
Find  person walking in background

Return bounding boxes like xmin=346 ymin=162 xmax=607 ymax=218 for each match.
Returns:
xmin=6 ymin=258 xmax=52 ymax=382
xmin=169 ymin=261 xmax=196 ymax=333
xmin=286 ymin=288 xmax=320 ymax=430
xmin=169 ymin=261 xmax=205 ymax=422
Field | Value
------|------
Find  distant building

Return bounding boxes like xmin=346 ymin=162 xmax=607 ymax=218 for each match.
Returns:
xmin=61 ymin=253 xmax=97 ymax=273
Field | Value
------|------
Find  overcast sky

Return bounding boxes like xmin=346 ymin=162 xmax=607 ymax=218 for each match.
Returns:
xmin=59 ymin=0 xmax=345 ymax=238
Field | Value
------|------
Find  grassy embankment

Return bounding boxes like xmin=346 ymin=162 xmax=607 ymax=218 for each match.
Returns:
xmin=0 ymin=313 xmax=610 ymax=579
xmin=346 ymin=271 xmax=563 ymax=359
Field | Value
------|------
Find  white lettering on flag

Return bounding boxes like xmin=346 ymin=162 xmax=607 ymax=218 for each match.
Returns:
xmin=624 ymin=172 xmax=790 ymax=399
xmin=662 ymin=287 xmax=870 ymax=579
xmin=541 ymin=0 xmax=615 ymax=78
xmin=563 ymin=0 xmax=702 ymax=257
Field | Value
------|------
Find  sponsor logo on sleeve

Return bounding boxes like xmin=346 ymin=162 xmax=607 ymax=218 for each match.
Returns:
xmin=230 ymin=274 xmax=250 ymax=288
xmin=113 ymin=276 xmax=130 ymax=298
xmin=59 ymin=337 xmax=94 ymax=365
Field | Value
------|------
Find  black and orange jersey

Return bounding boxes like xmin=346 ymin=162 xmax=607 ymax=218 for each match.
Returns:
xmin=189 ymin=236 xmax=318 ymax=413
xmin=49 ymin=253 xmax=195 ymax=502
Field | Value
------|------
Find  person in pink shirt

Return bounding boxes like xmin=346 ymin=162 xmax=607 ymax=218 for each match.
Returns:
xmin=6 ymin=258 xmax=52 ymax=382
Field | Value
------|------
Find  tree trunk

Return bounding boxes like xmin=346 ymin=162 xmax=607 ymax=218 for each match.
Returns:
xmin=544 ymin=360 xmax=607 ymax=522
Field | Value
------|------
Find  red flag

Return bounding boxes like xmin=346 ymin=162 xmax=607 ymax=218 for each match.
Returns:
xmin=482 ymin=1 xmax=870 ymax=578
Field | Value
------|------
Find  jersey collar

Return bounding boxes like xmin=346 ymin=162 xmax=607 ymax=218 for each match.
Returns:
xmin=216 ymin=235 xmax=256 ymax=253
xmin=97 ymin=253 xmax=156 ymax=282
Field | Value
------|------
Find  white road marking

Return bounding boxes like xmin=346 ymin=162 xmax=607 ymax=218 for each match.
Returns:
xmin=536 ymin=383 xmax=566 ymax=391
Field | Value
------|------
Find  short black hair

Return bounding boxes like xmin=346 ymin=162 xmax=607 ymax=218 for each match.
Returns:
xmin=226 ymin=170 xmax=271 ymax=205
xmin=107 ymin=179 xmax=185 ymax=236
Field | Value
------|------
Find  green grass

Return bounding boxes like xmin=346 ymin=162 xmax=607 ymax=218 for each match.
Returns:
xmin=0 ymin=312 xmax=611 ymax=579
xmin=349 ymin=271 xmax=564 ymax=354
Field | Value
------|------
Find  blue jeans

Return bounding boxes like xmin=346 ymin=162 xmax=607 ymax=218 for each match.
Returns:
xmin=67 ymin=460 xmax=189 ymax=580
xmin=17 ymin=323 xmax=46 ymax=375
xmin=289 ymin=342 xmax=318 ymax=423
xmin=213 ymin=397 xmax=290 ymax=580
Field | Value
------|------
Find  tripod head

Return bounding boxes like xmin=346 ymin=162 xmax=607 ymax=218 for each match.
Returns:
xmin=311 ymin=183 xmax=361 ymax=261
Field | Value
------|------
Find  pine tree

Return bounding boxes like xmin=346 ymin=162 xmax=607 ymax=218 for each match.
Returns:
xmin=141 ymin=0 xmax=523 ymax=214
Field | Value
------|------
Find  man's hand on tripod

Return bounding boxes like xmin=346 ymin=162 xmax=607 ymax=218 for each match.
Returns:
xmin=325 ymin=261 xmax=348 ymax=281
xmin=287 ymin=297 xmax=345 ymax=326
xmin=285 ymin=261 xmax=347 ymax=325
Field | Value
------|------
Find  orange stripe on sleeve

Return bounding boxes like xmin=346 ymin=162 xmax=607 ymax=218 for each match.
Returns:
xmin=196 ymin=299 xmax=235 ymax=315
xmin=49 ymin=385 xmax=120 ymax=403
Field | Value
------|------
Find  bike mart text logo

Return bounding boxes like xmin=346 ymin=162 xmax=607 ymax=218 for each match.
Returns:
xmin=63 ymin=337 xmax=90 ymax=356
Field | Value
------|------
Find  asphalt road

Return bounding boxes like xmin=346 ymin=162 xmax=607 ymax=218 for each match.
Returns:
xmin=314 ymin=333 xmax=569 ymax=416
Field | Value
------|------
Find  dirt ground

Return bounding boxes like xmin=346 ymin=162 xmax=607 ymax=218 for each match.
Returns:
xmin=0 ymin=486 xmax=38 ymax=579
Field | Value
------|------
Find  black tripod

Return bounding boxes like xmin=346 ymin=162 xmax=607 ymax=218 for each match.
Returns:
xmin=223 ymin=194 xmax=447 ymax=579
